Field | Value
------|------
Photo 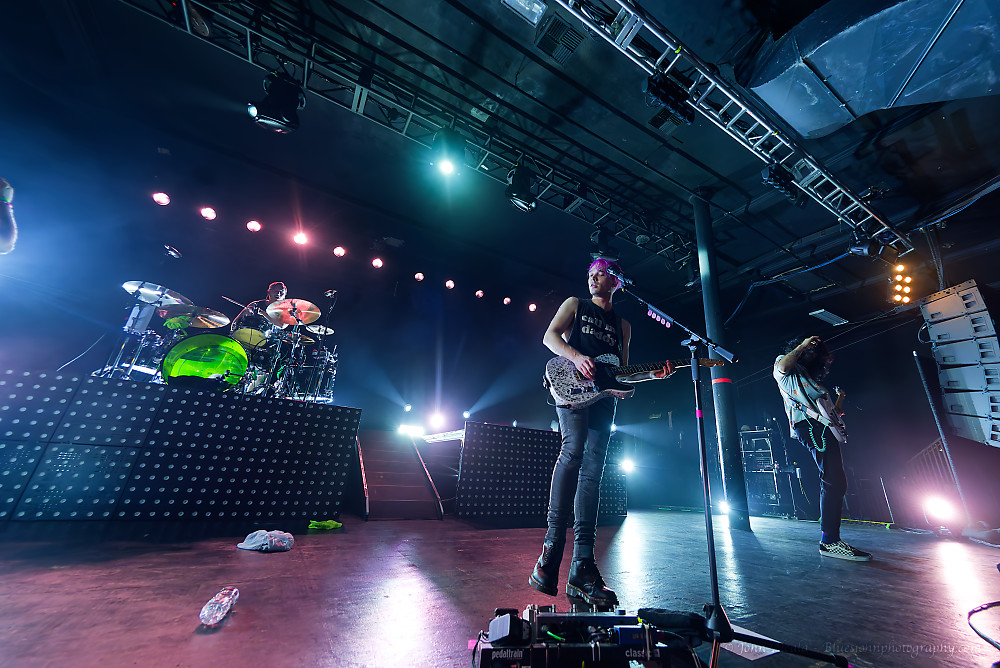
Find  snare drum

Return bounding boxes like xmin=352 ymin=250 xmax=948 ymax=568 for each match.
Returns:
xmin=160 ymin=333 xmax=248 ymax=389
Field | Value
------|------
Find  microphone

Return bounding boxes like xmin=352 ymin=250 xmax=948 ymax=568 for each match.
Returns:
xmin=606 ymin=265 xmax=633 ymax=286
xmin=324 ymin=290 xmax=337 ymax=298
xmin=164 ymin=244 xmax=182 ymax=259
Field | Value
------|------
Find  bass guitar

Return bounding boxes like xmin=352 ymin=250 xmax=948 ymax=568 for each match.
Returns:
xmin=544 ymin=353 xmax=725 ymax=409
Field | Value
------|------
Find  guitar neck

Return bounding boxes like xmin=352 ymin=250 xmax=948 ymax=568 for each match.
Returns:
xmin=612 ymin=359 xmax=687 ymax=376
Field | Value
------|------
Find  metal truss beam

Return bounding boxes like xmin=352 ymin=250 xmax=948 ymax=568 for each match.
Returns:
xmin=554 ymin=0 xmax=915 ymax=255
xmin=116 ymin=0 xmax=698 ymax=266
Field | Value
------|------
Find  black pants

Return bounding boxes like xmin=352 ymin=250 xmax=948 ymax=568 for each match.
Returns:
xmin=793 ymin=418 xmax=848 ymax=542
xmin=545 ymin=398 xmax=615 ymax=560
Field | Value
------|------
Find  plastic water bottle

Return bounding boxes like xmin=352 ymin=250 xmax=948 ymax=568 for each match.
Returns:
xmin=199 ymin=586 xmax=239 ymax=626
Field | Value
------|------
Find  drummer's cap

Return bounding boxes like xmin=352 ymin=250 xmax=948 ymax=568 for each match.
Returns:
xmin=267 ymin=282 xmax=286 ymax=292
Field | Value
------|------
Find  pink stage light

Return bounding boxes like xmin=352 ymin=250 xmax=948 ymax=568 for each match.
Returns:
xmin=475 ymin=290 xmax=484 ymax=298
xmin=246 ymin=220 xmax=262 ymax=232
xmin=414 ymin=272 xmax=425 ymax=281
xmin=200 ymin=207 xmax=217 ymax=220
xmin=503 ymin=297 xmax=511 ymax=305
xmin=445 ymin=279 xmax=455 ymax=290
xmin=293 ymin=232 xmax=308 ymax=245
xmin=924 ymin=497 xmax=955 ymax=522
xmin=372 ymin=257 xmax=384 ymax=268
xmin=333 ymin=246 xmax=346 ymax=257
xmin=528 ymin=303 xmax=537 ymax=312
xmin=152 ymin=192 xmax=170 ymax=206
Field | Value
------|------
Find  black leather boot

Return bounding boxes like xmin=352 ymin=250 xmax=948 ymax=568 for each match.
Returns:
xmin=566 ymin=558 xmax=618 ymax=607
xmin=528 ymin=540 xmax=564 ymax=596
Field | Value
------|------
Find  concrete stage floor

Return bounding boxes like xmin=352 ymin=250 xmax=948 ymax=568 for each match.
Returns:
xmin=1 ymin=509 xmax=998 ymax=668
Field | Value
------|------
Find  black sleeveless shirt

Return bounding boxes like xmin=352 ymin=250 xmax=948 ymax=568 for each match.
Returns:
xmin=567 ymin=298 xmax=623 ymax=361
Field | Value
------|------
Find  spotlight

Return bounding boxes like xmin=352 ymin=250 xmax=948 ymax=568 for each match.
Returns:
xmin=475 ymin=290 xmax=484 ymax=298
xmin=849 ymin=234 xmax=899 ymax=265
xmin=503 ymin=297 xmax=511 ymax=305
xmin=500 ymin=0 xmax=547 ymax=25
xmin=429 ymin=412 xmax=446 ymax=429
xmin=621 ymin=458 xmax=635 ymax=473
xmin=248 ymin=71 xmax=306 ymax=134
xmin=246 ymin=220 xmax=262 ymax=232
xmin=414 ymin=272 xmax=425 ymax=281
xmin=431 ymin=128 xmax=465 ymax=175
xmin=528 ymin=303 xmax=537 ymax=312
xmin=924 ymin=496 xmax=955 ymax=522
xmin=462 ymin=410 xmax=471 ymax=419
xmin=445 ymin=279 xmax=455 ymax=289
xmin=642 ymin=73 xmax=694 ymax=124
xmin=152 ymin=192 xmax=170 ymax=206
xmin=590 ymin=228 xmax=618 ymax=261
xmin=506 ymin=163 xmax=537 ymax=212
xmin=398 ymin=424 xmax=425 ymax=437
xmin=512 ymin=420 xmax=518 ymax=427
xmin=404 ymin=404 xmax=412 ymax=412
xmin=761 ymin=164 xmax=799 ymax=202
xmin=889 ymin=264 xmax=914 ymax=305
xmin=333 ymin=246 xmax=346 ymax=257
xmin=200 ymin=207 xmax=217 ymax=220
xmin=372 ymin=257 xmax=383 ymax=268
xmin=719 ymin=500 xmax=731 ymax=514
xmin=610 ymin=423 xmax=617 ymax=432
xmin=293 ymin=232 xmax=307 ymax=245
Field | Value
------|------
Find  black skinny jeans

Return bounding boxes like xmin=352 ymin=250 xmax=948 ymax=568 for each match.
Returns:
xmin=545 ymin=399 xmax=615 ymax=560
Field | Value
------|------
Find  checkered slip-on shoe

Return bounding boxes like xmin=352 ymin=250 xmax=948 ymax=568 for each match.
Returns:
xmin=819 ymin=539 xmax=872 ymax=561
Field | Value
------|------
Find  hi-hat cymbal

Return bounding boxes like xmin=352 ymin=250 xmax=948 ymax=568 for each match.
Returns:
xmin=265 ymin=298 xmax=321 ymax=325
xmin=156 ymin=304 xmax=231 ymax=328
xmin=122 ymin=280 xmax=192 ymax=306
xmin=273 ymin=331 xmax=315 ymax=345
xmin=305 ymin=324 xmax=334 ymax=336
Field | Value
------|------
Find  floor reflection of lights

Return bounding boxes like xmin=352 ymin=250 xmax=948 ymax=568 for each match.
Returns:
xmin=711 ymin=514 xmax=748 ymax=610
xmin=935 ymin=541 xmax=988 ymax=613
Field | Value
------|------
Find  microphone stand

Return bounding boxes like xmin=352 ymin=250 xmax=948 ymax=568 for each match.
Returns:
xmin=609 ymin=268 xmax=848 ymax=668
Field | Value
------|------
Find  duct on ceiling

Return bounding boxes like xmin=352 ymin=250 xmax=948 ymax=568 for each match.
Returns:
xmin=739 ymin=0 xmax=1000 ymax=138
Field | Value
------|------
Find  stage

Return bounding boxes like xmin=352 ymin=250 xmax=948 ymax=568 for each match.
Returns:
xmin=0 ymin=509 xmax=997 ymax=667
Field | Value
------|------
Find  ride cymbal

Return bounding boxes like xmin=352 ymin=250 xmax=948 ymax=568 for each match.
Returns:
xmin=265 ymin=298 xmax=321 ymax=325
xmin=122 ymin=280 xmax=192 ymax=306
xmin=156 ymin=304 xmax=231 ymax=328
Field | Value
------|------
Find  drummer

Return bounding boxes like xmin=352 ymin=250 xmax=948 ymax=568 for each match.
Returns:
xmin=232 ymin=281 xmax=288 ymax=337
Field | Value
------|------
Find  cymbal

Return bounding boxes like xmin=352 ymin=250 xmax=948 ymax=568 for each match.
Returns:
xmin=305 ymin=324 xmax=334 ymax=336
xmin=156 ymin=304 xmax=231 ymax=329
xmin=122 ymin=280 xmax=192 ymax=306
xmin=265 ymin=298 xmax=321 ymax=325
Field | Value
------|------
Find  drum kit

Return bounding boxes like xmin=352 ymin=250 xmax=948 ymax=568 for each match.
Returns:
xmin=97 ymin=280 xmax=338 ymax=402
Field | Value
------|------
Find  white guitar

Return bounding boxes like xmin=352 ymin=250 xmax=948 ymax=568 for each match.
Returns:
xmin=544 ymin=353 xmax=725 ymax=409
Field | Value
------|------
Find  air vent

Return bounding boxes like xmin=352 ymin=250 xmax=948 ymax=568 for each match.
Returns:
xmin=648 ymin=107 xmax=684 ymax=135
xmin=535 ymin=14 xmax=584 ymax=65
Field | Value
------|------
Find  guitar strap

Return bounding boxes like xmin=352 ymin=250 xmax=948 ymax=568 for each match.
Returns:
xmin=776 ymin=384 xmax=846 ymax=443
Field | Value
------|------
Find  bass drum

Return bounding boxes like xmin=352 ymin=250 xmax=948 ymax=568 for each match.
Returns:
xmin=160 ymin=333 xmax=248 ymax=390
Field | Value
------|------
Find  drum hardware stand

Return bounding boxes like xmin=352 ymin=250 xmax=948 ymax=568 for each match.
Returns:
xmin=308 ymin=291 xmax=338 ymax=403
xmin=607 ymin=267 xmax=849 ymax=668
xmin=103 ymin=302 xmax=160 ymax=379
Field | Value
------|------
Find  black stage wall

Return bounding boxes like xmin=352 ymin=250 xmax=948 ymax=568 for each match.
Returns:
xmin=0 ymin=370 xmax=361 ymax=521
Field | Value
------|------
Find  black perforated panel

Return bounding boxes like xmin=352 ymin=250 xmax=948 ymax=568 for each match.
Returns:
xmin=0 ymin=369 xmax=363 ymax=522
xmin=54 ymin=377 xmax=165 ymax=447
xmin=14 ymin=444 xmax=139 ymax=520
xmin=0 ymin=371 xmax=80 ymax=442
xmin=456 ymin=422 xmax=627 ymax=519
xmin=0 ymin=441 xmax=46 ymax=519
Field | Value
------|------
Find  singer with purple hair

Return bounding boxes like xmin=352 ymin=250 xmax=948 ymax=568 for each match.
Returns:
xmin=529 ymin=258 xmax=673 ymax=606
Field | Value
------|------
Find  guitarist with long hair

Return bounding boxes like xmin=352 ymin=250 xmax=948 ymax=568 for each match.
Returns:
xmin=529 ymin=258 xmax=674 ymax=606
xmin=774 ymin=335 xmax=872 ymax=561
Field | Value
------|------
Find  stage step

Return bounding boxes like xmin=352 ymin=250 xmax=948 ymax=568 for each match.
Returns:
xmin=357 ymin=430 xmax=443 ymax=520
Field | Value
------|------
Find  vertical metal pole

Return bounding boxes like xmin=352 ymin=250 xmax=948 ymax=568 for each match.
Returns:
xmin=911 ymin=351 xmax=973 ymax=526
xmin=691 ymin=188 xmax=751 ymax=531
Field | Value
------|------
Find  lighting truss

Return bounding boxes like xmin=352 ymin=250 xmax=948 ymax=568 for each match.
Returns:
xmin=116 ymin=0 xmax=697 ymax=266
xmin=552 ymin=0 xmax=915 ymax=255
